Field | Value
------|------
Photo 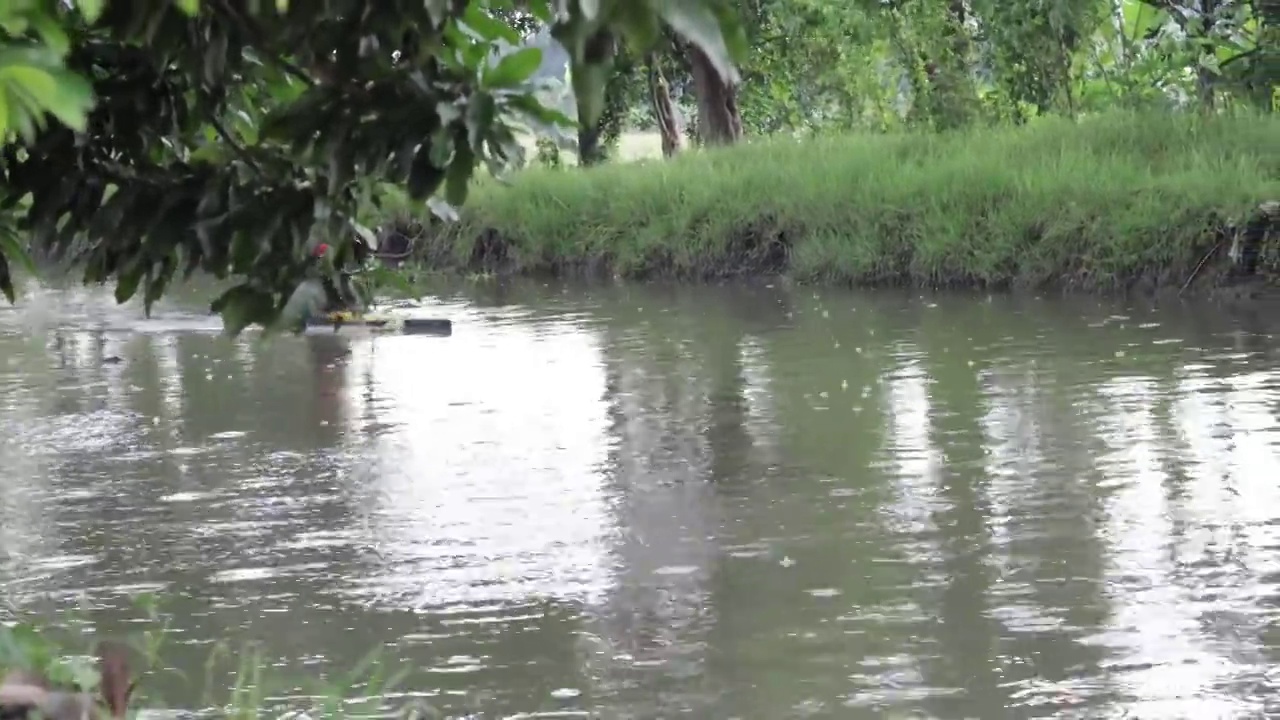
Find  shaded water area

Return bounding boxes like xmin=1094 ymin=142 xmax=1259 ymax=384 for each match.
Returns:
xmin=2 ymin=278 xmax=1280 ymax=719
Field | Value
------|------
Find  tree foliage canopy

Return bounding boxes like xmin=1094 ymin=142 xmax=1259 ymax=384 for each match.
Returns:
xmin=0 ymin=0 xmax=746 ymax=333
xmin=724 ymin=0 xmax=1274 ymax=134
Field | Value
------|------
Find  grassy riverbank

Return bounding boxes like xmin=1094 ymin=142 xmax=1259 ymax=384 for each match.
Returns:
xmin=389 ymin=111 xmax=1279 ymax=292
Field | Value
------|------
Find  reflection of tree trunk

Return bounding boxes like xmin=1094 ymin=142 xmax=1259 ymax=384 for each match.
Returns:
xmin=705 ymin=333 xmax=750 ymax=484
xmin=688 ymin=44 xmax=742 ymax=146
xmin=648 ymin=54 xmax=683 ymax=157
xmin=590 ymin=329 xmax=720 ymax=710
xmin=921 ymin=355 xmax=1005 ymax=719
xmin=307 ymin=335 xmax=350 ymax=434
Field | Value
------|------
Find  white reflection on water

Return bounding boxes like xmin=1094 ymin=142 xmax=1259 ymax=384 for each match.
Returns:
xmin=1092 ymin=376 xmax=1229 ymax=716
xmin=739 ymin=334 xmax=780 ymax=459
xmin=339 ymin=316 xmax=619 ymax=608
xmin=153 ymin=334 xmax=186 ymax=424
xmin=879 ymin=348 xmax=943 ymax=540
xmin=977 ymin=363 xmax=1065 ymax=640
xmin=1089 ymin=368 xmax=1280 ymax=719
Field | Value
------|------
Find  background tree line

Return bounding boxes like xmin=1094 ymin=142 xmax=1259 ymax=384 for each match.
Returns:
xmin=561 ymin=0 xmax=1274 ymax=165
xmin=0 ymin=0 xmax=1273 ymax=331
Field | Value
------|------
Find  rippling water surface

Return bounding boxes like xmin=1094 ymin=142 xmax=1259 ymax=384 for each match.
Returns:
xmin=2 ymin=278 xmax=1279 ymax=719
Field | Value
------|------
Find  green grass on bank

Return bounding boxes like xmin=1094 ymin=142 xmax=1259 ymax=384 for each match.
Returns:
xmin=386 ymin=111 xmax=1280 ymax=290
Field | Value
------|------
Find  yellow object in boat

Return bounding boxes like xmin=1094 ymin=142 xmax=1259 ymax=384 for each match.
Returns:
xmin=325 ymin=310 xmax=358 ymax=323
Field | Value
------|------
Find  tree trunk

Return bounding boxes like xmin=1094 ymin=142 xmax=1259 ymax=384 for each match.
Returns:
xmin=576 ymin=29 xmax=616 ymax=166
xmin=577 ymin=123 xmax=604 ymax=166
xmin=647 ymin=54 xmax=683 ymax=157
xmin=1196 ymin=0 xmax=1218 ymax=111
xmin=910 ymin=0 xmax=978 ymax=130
xmin=687 ymin=44 xmax=742 ymax=146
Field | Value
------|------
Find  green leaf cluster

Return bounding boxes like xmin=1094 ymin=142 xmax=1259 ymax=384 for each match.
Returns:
xmin=0 ymin=0 xmax=745 ymax=331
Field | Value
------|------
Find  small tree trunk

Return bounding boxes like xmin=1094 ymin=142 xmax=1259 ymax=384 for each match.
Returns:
xmin=647 ymin=55 xmax=683 ymax=157
xmin=1196 ymin=0 xmax=1219 ymax=111
xmin=916 ymin=0 xmax=978 ymax=130
xmin=687 ymin=44 xmax=742 ymax=146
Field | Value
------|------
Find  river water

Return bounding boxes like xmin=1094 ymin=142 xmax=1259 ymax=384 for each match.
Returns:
xmin=1 ymin=278 xmax=1279 ymax=719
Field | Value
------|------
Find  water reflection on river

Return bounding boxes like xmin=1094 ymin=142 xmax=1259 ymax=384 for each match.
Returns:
xmin=1 ymin=278 xmax=1279 ymax=719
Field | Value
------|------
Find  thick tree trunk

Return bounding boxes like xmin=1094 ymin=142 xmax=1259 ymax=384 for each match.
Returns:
xmin=687 ymin=45 xmax=742 ymax=146
xmin=577 ymin=124 xmax=604 ymax=166
xmin=647 ymin=55 xmax=683 ymax=157
xmin=576 ymin=29 xmax=616 ymax=166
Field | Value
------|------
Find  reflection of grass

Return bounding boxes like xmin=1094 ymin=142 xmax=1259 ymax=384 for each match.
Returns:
xmin=0 ymin=598 xmax=428 ymax=720
xmin=382 ymin=111 xmax=1280 ymax=292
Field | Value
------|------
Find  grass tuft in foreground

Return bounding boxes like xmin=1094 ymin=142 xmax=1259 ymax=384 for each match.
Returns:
xmin=381 ymin=111 xmax=1280 ymax=292
xmin=0 ymin=611 xmax=428 ymax=720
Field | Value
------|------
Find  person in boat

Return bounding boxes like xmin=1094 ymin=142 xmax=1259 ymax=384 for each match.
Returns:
xmin=309 ymin=240 xmax=367 ymax=325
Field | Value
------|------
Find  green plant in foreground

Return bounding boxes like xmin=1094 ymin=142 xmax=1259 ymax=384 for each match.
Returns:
xmin=0 ymin=623 xmax=102 ymax=692
xmin=0 ymin=2 xmax=97 ymax=143
xmin=1 ymin=592 xmax=423 ymax=720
